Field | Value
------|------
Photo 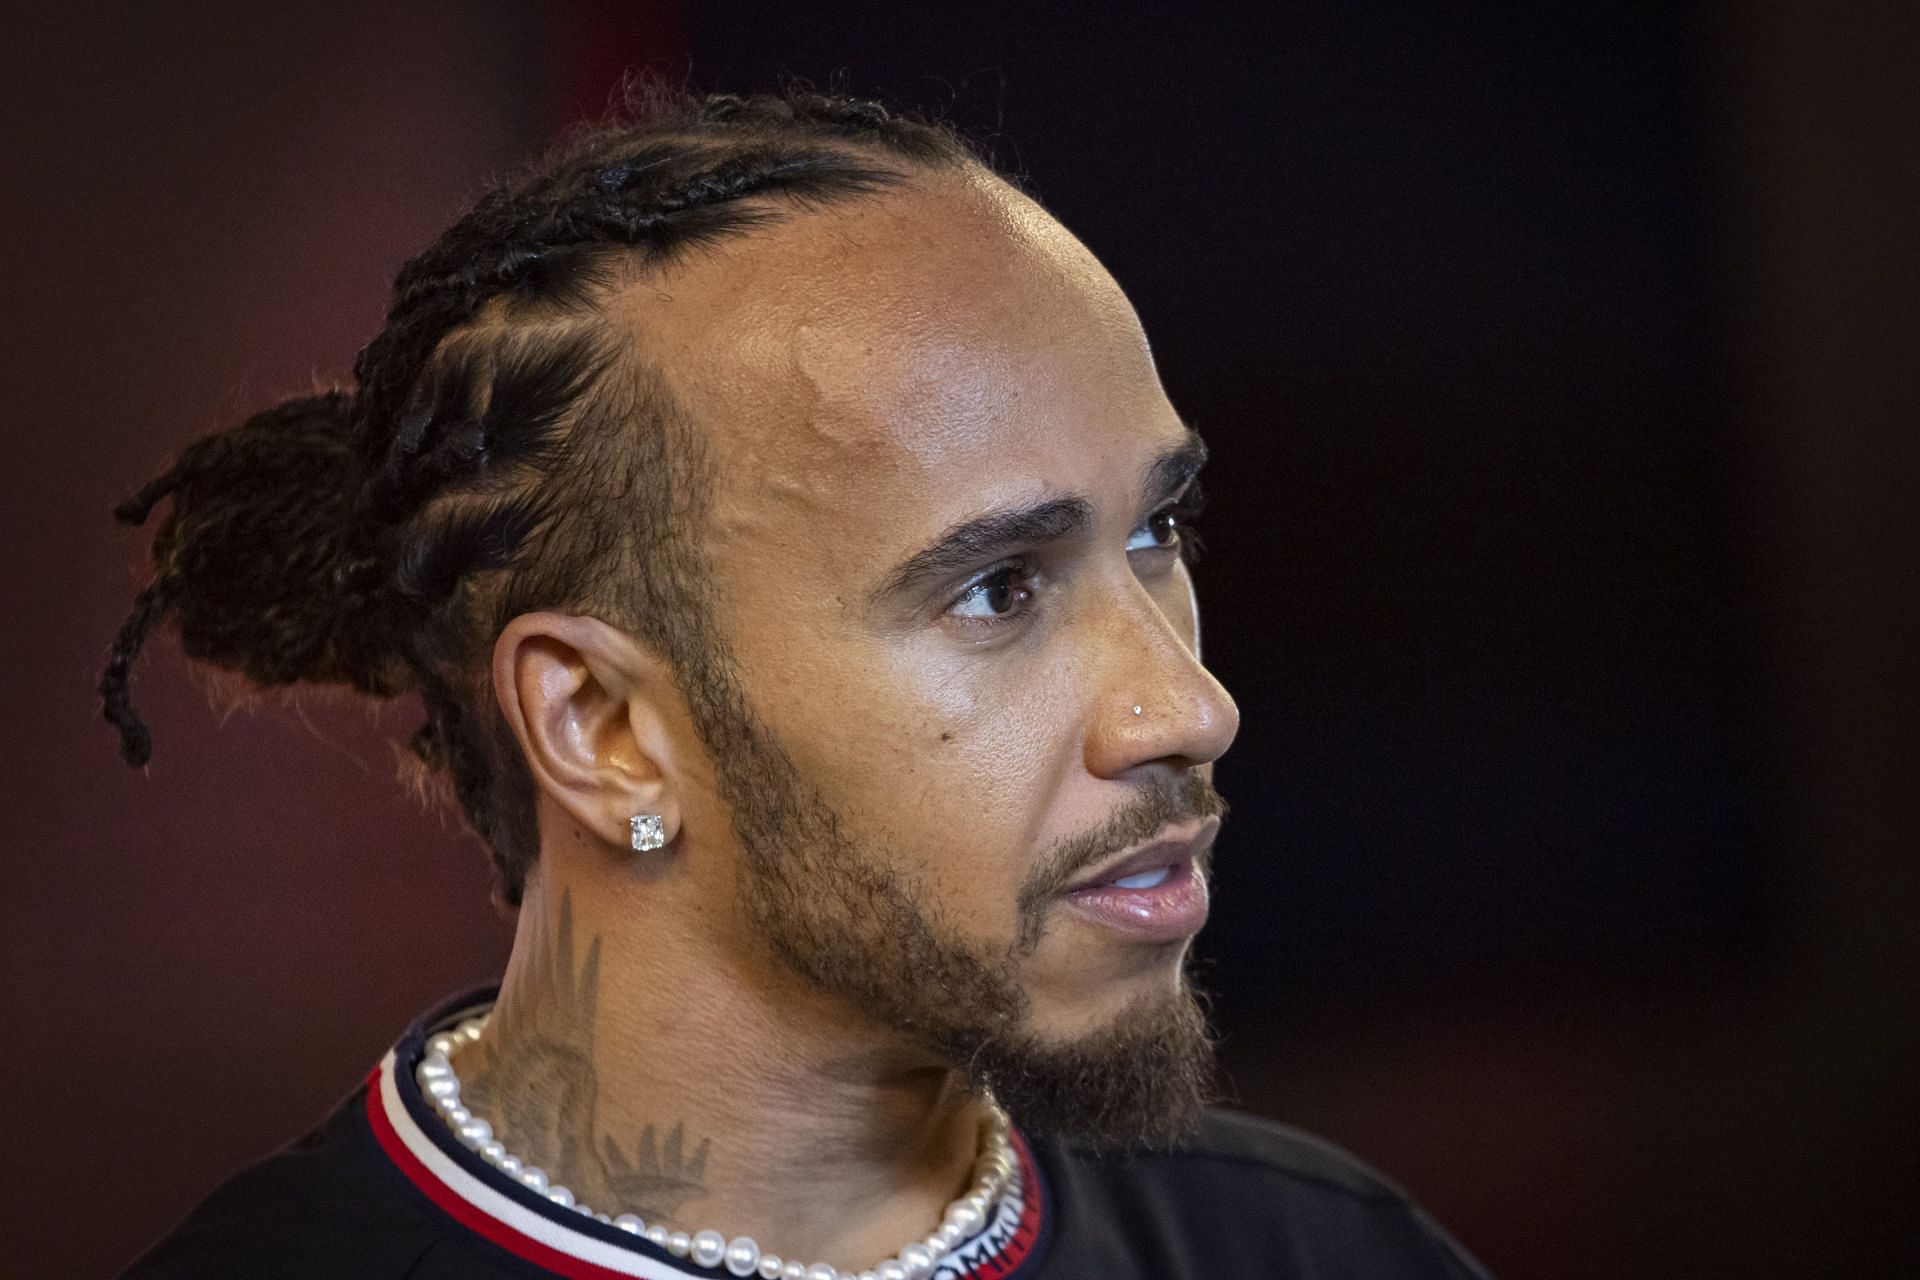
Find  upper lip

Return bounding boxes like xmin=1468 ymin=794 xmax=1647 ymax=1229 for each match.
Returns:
xmin=1062 ymin=818 xmax=1220 ymax=893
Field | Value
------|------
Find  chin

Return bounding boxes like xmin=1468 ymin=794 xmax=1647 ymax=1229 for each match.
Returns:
xmin=1024 ymin=939 xmax=1195 ymax=1037
xmin=959 ymin=976 xmax=1219 ymax=1151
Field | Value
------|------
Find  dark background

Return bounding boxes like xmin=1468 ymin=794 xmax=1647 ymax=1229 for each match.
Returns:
xmin=3 ymin=2 xmax=1914 ymax=1276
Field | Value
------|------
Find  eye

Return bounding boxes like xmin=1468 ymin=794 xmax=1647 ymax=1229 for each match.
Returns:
xmin=1125 ymin=505 xmax=1182 ymax=553
xmin=1127 ymin=485 xmax=1206 ymax=562
xmin=948 ymin=564 xmax=1035 ymax=622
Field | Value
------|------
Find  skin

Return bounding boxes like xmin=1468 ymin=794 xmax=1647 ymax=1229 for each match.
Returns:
xmin=452 ymin=167 xmax=1240 ymax=1270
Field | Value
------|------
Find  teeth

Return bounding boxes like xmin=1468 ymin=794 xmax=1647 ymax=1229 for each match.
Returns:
xmin=1111 ymin=864 xmax=1173 ymax=890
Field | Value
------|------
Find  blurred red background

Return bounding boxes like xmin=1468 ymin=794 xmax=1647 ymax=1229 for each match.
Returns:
xmin=2 ymin=2 xmax=1913 ymax=1277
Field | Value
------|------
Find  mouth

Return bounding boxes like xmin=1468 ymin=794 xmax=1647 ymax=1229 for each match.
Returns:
xmin=1054 ymin=819 xmax=1218 ymax=944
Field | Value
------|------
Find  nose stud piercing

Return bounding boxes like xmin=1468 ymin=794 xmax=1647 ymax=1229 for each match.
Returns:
xmin=629 ymin=813 xmax=665 ymax=853
xmin=1132 ymin=705 xmax=1143 ymax=716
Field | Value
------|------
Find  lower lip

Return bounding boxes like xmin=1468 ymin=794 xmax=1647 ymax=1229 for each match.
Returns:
xmin=1058 ymin=857 xmax=1209 ymax=944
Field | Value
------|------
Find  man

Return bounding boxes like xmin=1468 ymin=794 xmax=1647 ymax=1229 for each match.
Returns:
xmin=103 ymin=89 xmax=1488 ymax=1279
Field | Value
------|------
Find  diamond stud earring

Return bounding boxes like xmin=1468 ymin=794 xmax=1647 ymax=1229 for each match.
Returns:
xmin=629 ymin=813 xmax=665 ymax=853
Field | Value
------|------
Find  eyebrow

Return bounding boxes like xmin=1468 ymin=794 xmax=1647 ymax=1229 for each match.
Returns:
xmin=1144 ymin=434 xmax=1209 ymax=510
xmin=873 ymin=429 xmax=1209 ymax=602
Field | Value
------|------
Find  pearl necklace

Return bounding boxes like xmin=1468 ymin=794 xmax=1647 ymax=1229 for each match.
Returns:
xmin=417 ymin=1014 xmax=1017 ymax=1280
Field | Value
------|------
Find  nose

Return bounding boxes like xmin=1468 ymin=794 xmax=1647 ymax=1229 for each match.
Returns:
xmin=1084 ymin=576 xmax=1240 ymax=778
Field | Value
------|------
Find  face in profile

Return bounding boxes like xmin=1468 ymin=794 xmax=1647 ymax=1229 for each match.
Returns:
xmin=630 ymin=167 xmax=1240 ymax=1145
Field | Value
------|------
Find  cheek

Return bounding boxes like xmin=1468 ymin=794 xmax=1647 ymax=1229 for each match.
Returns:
xmin=874 ymin=656 xmax=1073 ymax=843
xmin=757 ymin=634 xmax=1083 ymax=916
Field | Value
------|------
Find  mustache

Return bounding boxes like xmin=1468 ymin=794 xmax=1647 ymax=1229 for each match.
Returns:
xmin=1016 ymin=772 xmax=1229 ymax=935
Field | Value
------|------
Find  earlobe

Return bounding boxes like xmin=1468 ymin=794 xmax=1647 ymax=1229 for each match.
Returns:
xmin=490 ymin=611 xmax=681 ymax=856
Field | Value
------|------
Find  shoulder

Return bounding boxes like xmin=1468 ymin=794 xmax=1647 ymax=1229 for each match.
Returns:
xmin=118 ymin=1083 xmax=448 ymax=1280
xmin=1174 ymin=1108 xmax=1424 ymax=1197
xmin=1026 ymin=1108 xmax=1492 ymax=1279
xmin=1043 ymin=1107 xmax=1424 ymax=1207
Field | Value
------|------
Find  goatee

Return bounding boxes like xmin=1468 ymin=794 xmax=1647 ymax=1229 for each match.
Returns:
xmin=934 ymin=966 xmax=1220 ymax=1150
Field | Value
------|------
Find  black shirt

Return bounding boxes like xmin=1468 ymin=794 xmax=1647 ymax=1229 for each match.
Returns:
xmin=124 ymin=991 xmax=1490 ymax=1279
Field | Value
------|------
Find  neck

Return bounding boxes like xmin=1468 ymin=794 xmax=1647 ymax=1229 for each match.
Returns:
xmin=449 ymin=872 xmax=994 ymax=1272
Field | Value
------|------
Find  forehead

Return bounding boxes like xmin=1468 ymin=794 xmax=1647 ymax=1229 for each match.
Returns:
xmin=610 ymin=169 xmax=1183 ymax=587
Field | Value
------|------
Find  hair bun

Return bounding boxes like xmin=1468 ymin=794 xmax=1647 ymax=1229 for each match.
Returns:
xmin=101 ymin=391 xmax=415 ymax=765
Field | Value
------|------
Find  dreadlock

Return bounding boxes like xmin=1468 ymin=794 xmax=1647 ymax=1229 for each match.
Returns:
xmin=99 ymin=88 xmax=986 ymax=904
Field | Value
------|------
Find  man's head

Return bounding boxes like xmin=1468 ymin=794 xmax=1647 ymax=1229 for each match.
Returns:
xmin=104 ymin=90 xmax=1238 ymax=1145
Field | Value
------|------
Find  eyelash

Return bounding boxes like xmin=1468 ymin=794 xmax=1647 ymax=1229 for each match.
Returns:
xmin=944 ymin=489 xmax=1206 ymax=633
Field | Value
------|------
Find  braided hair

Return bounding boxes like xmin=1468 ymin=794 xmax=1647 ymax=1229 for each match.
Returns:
xmin=100 ymin=89 xmax=985 ymax=904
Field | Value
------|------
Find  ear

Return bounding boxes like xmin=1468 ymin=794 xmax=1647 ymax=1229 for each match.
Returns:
xmin=490 ymin=611 xmax=681 ymax=857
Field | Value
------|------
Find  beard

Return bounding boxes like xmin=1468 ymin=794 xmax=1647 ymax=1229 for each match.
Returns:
xmin=681 ymin=659 xmax=1228 ymax=1150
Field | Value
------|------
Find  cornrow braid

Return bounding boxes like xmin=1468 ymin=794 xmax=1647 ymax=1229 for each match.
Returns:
xmin=351 ymin=141 xmax=904 ymax=447
xmin=101 ymin=87 xmax=989 ymax=903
